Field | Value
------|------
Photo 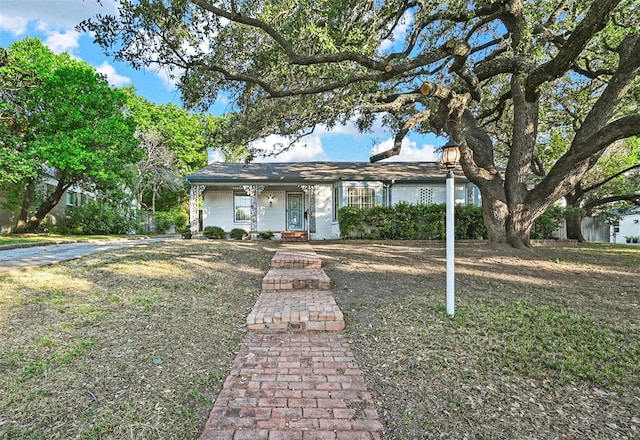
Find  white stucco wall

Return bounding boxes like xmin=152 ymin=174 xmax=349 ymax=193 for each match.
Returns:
xmin=312 ymin=184 xmax=338 ymax=240
xmin=614 ymin=213 xmax=640 ymax=244
xmin=202 ymin=190 xmax=236 ymax=231
xmin=258 ymin=190 xmax=286 ymax=232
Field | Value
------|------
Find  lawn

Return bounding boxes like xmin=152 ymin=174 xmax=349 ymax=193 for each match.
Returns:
xmin=0 ymin=240 xmax=638 ymax=439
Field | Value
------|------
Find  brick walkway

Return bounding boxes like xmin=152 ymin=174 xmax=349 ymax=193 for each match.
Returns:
xmin=199 ymin=243 xmax=382 ymax=440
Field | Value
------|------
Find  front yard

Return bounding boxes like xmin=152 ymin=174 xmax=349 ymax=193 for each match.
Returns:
xmin=0 ymin=240 xmax=638 ymax=439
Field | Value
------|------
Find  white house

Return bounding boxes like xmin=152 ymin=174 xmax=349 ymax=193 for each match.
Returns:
xmin=613 ymin=209 xmax=640 ymax=244
xmin=185 ymin=149 xmax=480 ymax=240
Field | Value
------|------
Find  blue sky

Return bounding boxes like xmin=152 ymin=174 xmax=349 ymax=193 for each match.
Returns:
xmin=0 ymin=0 xmax=441 ymax=163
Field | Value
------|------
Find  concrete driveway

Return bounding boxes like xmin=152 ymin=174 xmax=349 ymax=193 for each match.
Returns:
xmin=0 ymin=237 xmax=177 ymax=275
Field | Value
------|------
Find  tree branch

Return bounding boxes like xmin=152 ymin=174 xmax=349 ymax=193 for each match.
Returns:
xmin=525 ymin=0 xmax=621 ymax=101
xmin=582 ymin=162 xmax=640 ymax=194
xmin=583 ymin=194 xmax=640 ymax=214
xmin=370 ymin=110 xmax=431 ymax=162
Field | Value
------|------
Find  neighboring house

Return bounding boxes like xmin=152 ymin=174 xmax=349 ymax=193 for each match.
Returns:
xmin=613 ymin=208 xmax=640 ymax=244
xmin=0 ymin=177 xmax=93 ymax=234
xmin=185 ymin=148 xmax=481 ymax=240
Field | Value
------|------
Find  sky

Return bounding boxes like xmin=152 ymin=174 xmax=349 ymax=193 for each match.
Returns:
xmin=0 ymin=0 xmax=442 ymax=163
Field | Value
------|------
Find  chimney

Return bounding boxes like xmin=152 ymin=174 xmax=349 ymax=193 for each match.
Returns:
xmin=207 ymin=147 xmax=226 ymax=164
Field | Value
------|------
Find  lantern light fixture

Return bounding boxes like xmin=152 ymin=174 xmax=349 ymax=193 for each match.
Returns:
xmin=441 ymin=137 xmax=461 ymax=169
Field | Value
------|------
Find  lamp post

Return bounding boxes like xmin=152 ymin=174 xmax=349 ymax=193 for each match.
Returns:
xmin=441 ymin=138 xmax=461 ymax=316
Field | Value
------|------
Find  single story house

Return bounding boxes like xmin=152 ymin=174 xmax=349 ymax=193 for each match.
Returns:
xmin=185 ymin=149 xmax=481 ymax=240
xmin=613 ymin=208 xmax=640 ymax=244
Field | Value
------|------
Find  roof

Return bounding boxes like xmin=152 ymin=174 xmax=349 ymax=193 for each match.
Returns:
xmin=185 ymin=162 xmax=465 ymax=185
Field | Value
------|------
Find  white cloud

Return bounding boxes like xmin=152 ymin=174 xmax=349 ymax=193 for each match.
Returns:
xmin=147 ymin=64 xmax=181 ymax=90
xmin=372 ymin=137 xmax=440 ymax=162
xmin=94 ymin=61 xmax=131 ymax=87
xmin=0 ymin=14 xmax=27 ymax=35
xmin=251 ymin=135 xmax=330 ymax=163
xmin=42 ymin=29 xmax=81 ymax=54
xmin=0 ymin=1 xmax=118 ymax=31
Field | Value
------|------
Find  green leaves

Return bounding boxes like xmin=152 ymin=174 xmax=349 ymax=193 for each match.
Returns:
xmin=1 ymin=38 xmax=140 ymax=231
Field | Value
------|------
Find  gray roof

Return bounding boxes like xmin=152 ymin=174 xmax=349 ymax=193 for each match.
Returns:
xmin=186 ymin=162 xmax=465 ymax=184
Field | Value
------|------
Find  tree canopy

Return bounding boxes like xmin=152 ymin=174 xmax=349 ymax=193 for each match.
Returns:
xmin=80 ymin=0 xmax=640 ymax=248
xmin=0 ymin=38 xmax=140 ymax=233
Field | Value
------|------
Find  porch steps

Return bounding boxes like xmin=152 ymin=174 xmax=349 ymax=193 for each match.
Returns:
xmin=246 ymin=290 xmax=344 ymax=331
xmin=248 ymin=243 xmax=344 ymax=331
xmin=261 ymin=268 xmax=331 ymax=291
xmin=269 ymin=245 xmax=322 ymax=269
xmin=280 ymin=230 xmax=308 ymax=242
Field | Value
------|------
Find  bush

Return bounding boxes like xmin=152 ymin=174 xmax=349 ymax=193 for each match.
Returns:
xmin=153 ymin=211 xmax=173 ymax=234
xmin=152 ymin=208 xmax=189 ymax=234
xmin=531 ymin=205 xmax=564 ymax=239
xmin=58 ymin=201 xmax=137 ymax=235
xmin=338 ymin=203 xmax=487 ymax=240
xmin=258 ymin=231 xmax=274 ymax=240
xmin=230 ymin=228 xmax=248 ymax=239
xmin=203 ymin=226 xmax=225 ymax=239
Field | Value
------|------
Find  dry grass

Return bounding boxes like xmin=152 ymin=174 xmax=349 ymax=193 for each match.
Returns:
xmin=314 ymin=241 xmax=640 ymax=439
xmin=0 ymin=240 xmax=276 ymax=439
xmin=1 ymin=239 xmax=639 ymax=440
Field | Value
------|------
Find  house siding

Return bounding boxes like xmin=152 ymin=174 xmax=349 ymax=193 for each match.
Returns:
xmin=202 ymin=190 xmax=235 ymax=231
xmin=258 ymin=190 xmax=286 ymax=233
xmin=313 ymin=185 xmax=335 ymax=240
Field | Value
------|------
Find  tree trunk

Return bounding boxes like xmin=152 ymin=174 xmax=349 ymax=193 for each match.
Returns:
xmin=565 ymin=211 xmax=585 ymax=242
xmin=506 ymin=205 xmax=534 ymax=249
xmin=14 ymin=180 xmax=36 ymax=233
xmin=14 ymin=176 xmax=71 ymax=233
xmin=480 ymin=190 xmax=508 ymax=244
xmin=564 ymin=192 xmax=586 ymax=242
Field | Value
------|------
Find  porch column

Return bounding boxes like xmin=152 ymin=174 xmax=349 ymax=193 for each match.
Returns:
xmin=189 ymin=184 xmax=205 ymax=234
xmin=299 ymin=185 xmax=316 ymax=233
xmin=242 ymin=185 xmax=265 ymax=232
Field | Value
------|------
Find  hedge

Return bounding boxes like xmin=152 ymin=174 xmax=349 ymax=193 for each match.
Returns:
xmin=338 ymin=203 xmax=487 ymax=240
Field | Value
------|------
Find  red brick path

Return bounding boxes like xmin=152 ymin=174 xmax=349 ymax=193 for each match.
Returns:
xmin=199 ymin=244 xmax=382 ymax=440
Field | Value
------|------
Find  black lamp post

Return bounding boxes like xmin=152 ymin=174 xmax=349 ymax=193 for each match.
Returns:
xmin=441 ymin=137 xmax=460 ymax=316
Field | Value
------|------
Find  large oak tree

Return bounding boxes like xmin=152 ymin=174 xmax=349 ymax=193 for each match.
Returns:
xmin=80 ymin=0 xmax=640 ymax=248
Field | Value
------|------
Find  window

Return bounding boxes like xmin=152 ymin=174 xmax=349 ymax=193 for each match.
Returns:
xmin=333 ymin=187 xmax=340 ymax=221
xmin=234 ymin=193 xmax=251 ymax=222
xmin=347 ymin=187 xmax=376 ymax=209
xmin=466 ymin=187 xmax=475 ymax=206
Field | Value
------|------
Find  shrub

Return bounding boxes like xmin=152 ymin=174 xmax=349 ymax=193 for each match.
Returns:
xmin=153 ymin=211 xmax=173 ymax=234
xmin=230 ymin=228 xmax=248 ymax=239
xmin=58 ymin=201 xmax=137 ymax=235
xmin=337 ymin=203 xmax=487 ymax=240
xmin=152 ymin=208 xmax=189 ymax=234
xmin=531 ymin=205 xmax=564 ymax=239
xmin=203 ymin=226 xmax=225 ymax=239
xmin=258 ymin=231 xmax=274 ymax=240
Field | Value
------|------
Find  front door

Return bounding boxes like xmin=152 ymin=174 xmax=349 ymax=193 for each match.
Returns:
xmin=287 ymin=193 xmax=304 ymax=230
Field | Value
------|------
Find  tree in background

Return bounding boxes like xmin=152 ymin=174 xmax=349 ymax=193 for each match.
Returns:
xmin=563 ymin=140 xmax=640 ymax=241
xmin=134 ymin=129 xmax=184 ymax=212
xmin=125 ymin=92 xmax=247 ymax=215
xmin=81 ymin=0 xmax=640 ymax=248
xmin=0 ymin=38 xmax=140 ymax=233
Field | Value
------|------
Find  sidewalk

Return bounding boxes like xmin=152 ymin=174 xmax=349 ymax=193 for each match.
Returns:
xmin=199 ymin=244 xmax=383 ymax=440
